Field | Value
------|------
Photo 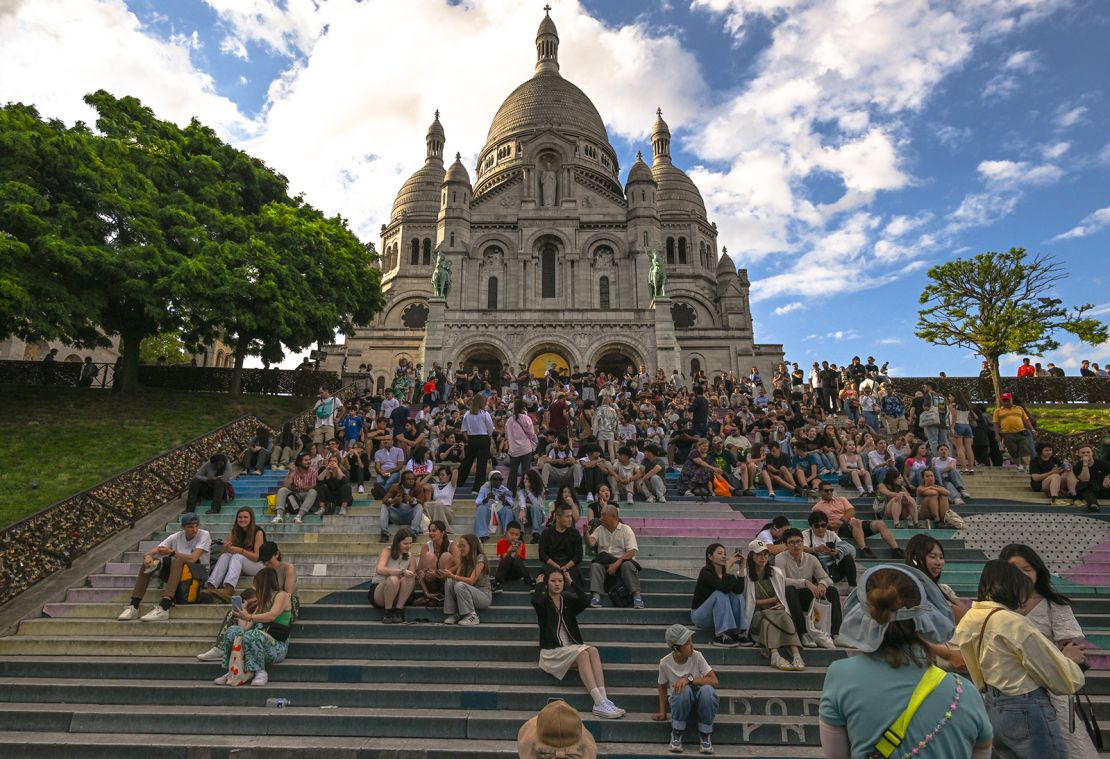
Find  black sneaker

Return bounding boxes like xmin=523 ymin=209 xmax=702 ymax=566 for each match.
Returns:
xmin=890 ymin=547 xmax=905 ymax=559
xmin=492 ymin=582 xmax=503 ymax=595
xmin=531 ymin=533 xmax=541 ymax=544
xmin=733 ymin=633 xmax=755 ymax=647
xmin=712 ymin=634 xmax=739 ymax=648
xmin=379 ymin=530 xmax=390 ymax=543
xmin=859 ymin=547 xmax=877 ymax=559
xmin=381 ymin=609 xmax=396 ymax=624
xmin=396 ymin=608 xmax=405 ymax=623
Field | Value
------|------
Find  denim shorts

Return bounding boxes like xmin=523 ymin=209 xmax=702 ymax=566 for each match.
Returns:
xmin=953 ymin=423 xmax=973 ymax=438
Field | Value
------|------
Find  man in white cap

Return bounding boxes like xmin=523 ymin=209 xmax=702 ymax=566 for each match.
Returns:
xmin=652 ymin=624 xmax=719 ymax=754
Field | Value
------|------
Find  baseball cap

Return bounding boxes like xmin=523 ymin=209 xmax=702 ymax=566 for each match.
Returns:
xmin=490 ymin=471 xmax=504 ymax=481
xmin=747 ymin=538 xmax=770 ymax=554
xmin=665 ymin=624 xmax=695 ymax=647
xmin=1000 ymin=393 xmax=1013 ymax=400
xmin=180 ymin=513 xmax=200 ymax=527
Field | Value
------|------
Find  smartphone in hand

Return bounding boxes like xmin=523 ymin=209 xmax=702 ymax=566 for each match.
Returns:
xmin=231 ymin=595 xmax=244 ymax=612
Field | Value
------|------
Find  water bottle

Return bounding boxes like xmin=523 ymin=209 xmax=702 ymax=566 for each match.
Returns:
xmin=265 ymin=697 xmax=290 ymax=708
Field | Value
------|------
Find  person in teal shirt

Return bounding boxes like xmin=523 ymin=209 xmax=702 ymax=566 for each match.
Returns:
xmin=820 ymin=564 xmax=992 ymax=759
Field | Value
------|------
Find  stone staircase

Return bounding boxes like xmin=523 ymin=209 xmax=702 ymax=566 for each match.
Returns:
xmin=1 ymin=466 xmax=1110 ymax=756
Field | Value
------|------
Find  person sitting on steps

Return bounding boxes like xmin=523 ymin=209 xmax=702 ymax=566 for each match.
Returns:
xmin=474 ymin=470 xmax=514 ymax=544
xmin=185 ymin=454 xmax=232 ymax=515
xmin=652 ymin=624 xmax=720 ymax=755
xmin=243 ymin=426 xmax=272 ymax=476
xmin=778 ymin=528 xmax=841 ymax=649
xmin=213 ymin=567 xmax=293 ymax=687
xmin=539 ymin=502 xmax=585 ymax=589
xmin=371 ymin=434 xmax=406 ymax=499
xmin=425 ymin=466 xmax=458 ymax=528
xmin=801 ymin=511 xmax=857 ymax=588
xmin=516 ymin=469 xmax=548 ymax=544
xmin=743 ymin=539 xmax=806 ymax=672
xmin=493 ymin=521 xmax=530 ymax=594
xmin=271 ymin=452 xmax=318 ymax=524
xmin=379 ymin=469 xmax=427 ymax=543
xmin=442 ymin=533 xmax=493 ymax=626
xmin=532 ymin=566 xmax=626 ymax=720
xmin=691 ymin=542 xmax=753 ymax=648
xmin=202 ymin=506 xmax=265 ymax=603
xmin=117 ymin=512 xmax=212 ymax=622
xmin=370 ymin=528 xmax=418 ymax=623
xmin=415 ymin=520 xmax=457 ymax=606
xmin=877 ymin=468 xmax=919 ymax=529
xmin=812 ymin=482 xmax=902 ymax=560
xmin=586 ymin=504 xmax=645 ymax=610
xmin=315 ymin=438 xmax=353 ymax=516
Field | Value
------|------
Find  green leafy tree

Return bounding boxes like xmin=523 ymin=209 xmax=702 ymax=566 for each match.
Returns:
xmin=139 ymin=332 xmax=191 ymax=365
xmin=916 ymin=248 xmax=1107 ymax=401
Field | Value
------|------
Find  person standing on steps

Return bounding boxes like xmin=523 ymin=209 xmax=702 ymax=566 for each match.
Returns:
xmin=271 ymin=452 xmax=318 ymax=524
xmin=652 ymin=624 xmax=720 ymax=755
xmin=457 ymin=394 xmax=495 ymax=493
xmin=532 ymin=566 xmax=626 ymax=720
xmin=690 ymin=543 xmax=752 ymax=648
xmin=370 ymin=528 xmax=418 ymax=624
xmin=117 ymin=512 xmax=212 ymax=622
xmin=811 ymin=482 xmax=902 ymax=560
xmin=311 ymin=385 xmax=344 ymax=448
xmin=506 ymin=398 xmax=538 ymax=494
xmin=185 ymin=453 xmax=232 ymax=515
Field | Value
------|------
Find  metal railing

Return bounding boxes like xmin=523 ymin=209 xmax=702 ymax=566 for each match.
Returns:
xmin=886 ymin=376 xmax=1109 ymax=405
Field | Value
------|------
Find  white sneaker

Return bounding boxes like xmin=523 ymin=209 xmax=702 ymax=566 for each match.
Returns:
xmin=625 ymin=498 xmax=633 ymax=508
xmin=196 ymin=645 xmax=223 ymax=661
xmin=592 ymin=699 xmax=625 ymax=719
xmin=357 ymin=485 xmax=365 ymax=493
xmin=293 ymin=515 xmax=303 ymax=524
xmin=586 ymin=494 xmax=595 ymax=503
xmin=339 ymin=506 xmax=348 ymax=516
xmin=213 ymin=673 xmax=229 ymax=685
xmin=271 ymin=515 xmax=283 ymax=524
xmin=658 ymin=496 xmax=667 ymax=503
xmin=458 ymin=612 xmax=480 ymax=626
xmin=117 ymin=606 xmax=140 ymax=621
xmin=140 ymin=606 xmax=169 ymax=622
xmin=251 ymin=670 xmax=269 ymax=686
xmin=443 ymin=614 xmax=460 ymax=625
xmin=814 ymin=632 xmax=836 ymax=649
xmin=645 ymin=495 xmax=656 ymax=503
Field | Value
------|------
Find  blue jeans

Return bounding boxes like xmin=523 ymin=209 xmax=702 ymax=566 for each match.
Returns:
xmin=983 ymin=687 xmax=1067 ymax=759
xmin=670 ymin=684 xmax=719 ymax=734
xmin=380 ymin=503 xmax=423 ymax=534
xmin=376 ymin=471 xmax=400 ymax=491
xmin=862 ymin=410 xmax=880 ymax=431
xmin=474 ymin=502 xmax=514 ymax=539
xmin=938 ymin=468 xmax=966 ymax=500
xmin=519 ymin=502 xmax=547 ymax=536
xmin=925 ymin=425 xmax=950 ymax=453
xmin=690 ymin=591 xmax=746 ymax=636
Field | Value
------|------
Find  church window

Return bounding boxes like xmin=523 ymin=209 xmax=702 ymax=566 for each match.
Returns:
xmin=666 ymin=237 xmax=675 ymax=265
xmin=401 ymin=302 xmax=430 ymax=328
xmin=423 ymin=238 xmax=432 ymax=265
xmin=599 ymin=277 xmax=610 ymax=310
xmin=487 ymin=277 xmax=499 ymax=310
xmin=643 ymin=231 xmax=649 ymax=246
xmin=450 ymin=232 xmax=455 ymax=246
xmin=410 ymin=239 xmax=420 ymax=265
xmin=690 ymin=357 xmax=701 ymax=375
xmin=452 ymin=191 xmax=457 ymax=203
xmin=376 ymin=376 xmax=386 ymax=393
xmin=641 ymin=191 xmax=645 ymax=202
xmin=671 ymin=302 xmax=697 ymax=329
xmin=541 ymin=246 xmax=556 ymax=298
xmin=678 ymin=237 xmax=687 ymax=264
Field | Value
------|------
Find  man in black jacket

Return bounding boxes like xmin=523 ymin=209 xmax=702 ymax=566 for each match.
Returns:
xmin=538 ymin=502 xmax=584 ymax=588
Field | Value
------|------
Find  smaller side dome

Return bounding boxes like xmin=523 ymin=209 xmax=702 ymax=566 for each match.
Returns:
xmin=625 ymin=150 xmax=654 ymax=186
xmin=716 ymin=246 xmax=735 ymax=277
xmin=444 ymin=152 xmax=471 ymax=186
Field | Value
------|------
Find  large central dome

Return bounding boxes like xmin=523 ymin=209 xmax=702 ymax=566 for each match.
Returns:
xmin=480 ymin=8 xmax=615 ymax=160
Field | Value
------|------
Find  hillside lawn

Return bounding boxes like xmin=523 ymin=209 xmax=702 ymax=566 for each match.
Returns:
xmin=1020 ymin=406 xmax=1110 ymax=435
xmin=0 ymin=386 xmax=311 ymax=528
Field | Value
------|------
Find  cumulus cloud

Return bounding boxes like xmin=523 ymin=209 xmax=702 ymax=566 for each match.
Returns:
xmin=773 ymin=301 xmax=805 ymax=315
xmin=976 ymin=159 xmax=1064 ymax=187
xmin=1050 ymin=204 xmax=1110 ymax=241
xmin=0 ymin=0 xmax=250 ymax=135
xmin=982 ymin=49 xmax=1040 ymax=100
xmin=201 ymin=0 xmax=324 ymax=58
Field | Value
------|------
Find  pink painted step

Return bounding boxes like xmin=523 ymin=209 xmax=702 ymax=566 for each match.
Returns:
xmin=635 ymin=526 xmax=761 ymax=537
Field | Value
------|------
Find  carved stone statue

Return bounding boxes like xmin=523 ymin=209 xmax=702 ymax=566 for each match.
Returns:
xmin=431 ymin=252 xmax=452 ymax=298
xmin=647 ymin=249 xmax=667 ymax=299
xmin=540 ymin=161 xmax=557 ymax=207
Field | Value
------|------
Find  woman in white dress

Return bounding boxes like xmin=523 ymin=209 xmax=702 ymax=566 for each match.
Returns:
xmin=1001 ymin=543 xmax=1098 ymax=759
xmin=532 ymin=567 xmax=625 ymax=719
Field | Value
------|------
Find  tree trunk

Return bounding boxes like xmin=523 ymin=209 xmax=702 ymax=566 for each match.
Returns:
xmin=229 ymin=338 xmax=248 ymax=396
xmin=988 ymin=356 xmax=1002 ymax=406
xmin=113 ymin=331 xmax=142 ymax=393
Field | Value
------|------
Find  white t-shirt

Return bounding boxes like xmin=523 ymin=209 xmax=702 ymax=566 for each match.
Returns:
xmin=159 ymin=529 xmax=212 ymax=557
xmin=932 ymin=456 xmax=958 ymax=477
xmin=431 ymin=481 xmax=456 ymax=506
xmin=313 ymin=397 xmax=341 ymax=429
xmin=657 ymin=650 xmax=712 ymax=688
xmin=406 ymin=458 xmax=435 ymax=477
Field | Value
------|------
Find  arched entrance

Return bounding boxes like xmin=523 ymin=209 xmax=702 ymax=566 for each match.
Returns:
xmin=528 ymin=351 xmax=570 ymax=380
xmin=594 ymin=349 xmax=637 ymax=378
xmin=459 ymin=351 xmax=505 ymax=390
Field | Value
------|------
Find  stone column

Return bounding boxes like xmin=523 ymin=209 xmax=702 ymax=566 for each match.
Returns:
xmin=422 ymin=297 xmax=447 ymax=370
xmin=651 ymin=297 xmax=681 ymax=376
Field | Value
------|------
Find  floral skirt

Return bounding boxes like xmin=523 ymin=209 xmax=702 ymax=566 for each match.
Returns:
xmin=222 ymin=624 xmax=289 ymax=672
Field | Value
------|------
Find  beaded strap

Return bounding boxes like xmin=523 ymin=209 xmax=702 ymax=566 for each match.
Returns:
xmin=896 ymin=674 xmax=964 ymax=758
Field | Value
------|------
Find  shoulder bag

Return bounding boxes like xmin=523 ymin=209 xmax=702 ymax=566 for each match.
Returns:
xmin=868 ymin=665 xmax=948 ymax=758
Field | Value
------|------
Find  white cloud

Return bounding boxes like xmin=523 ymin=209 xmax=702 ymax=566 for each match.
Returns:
xmin=201 ymin=0 xmax=324 ymax=58
xmin=977 ymin=159 xmax=1064 ymax=187
xmin=884 ymin=212 xmax=933 ymax=238
xmin=773 ymin=301 xmax=805 ymax=315
xmin=1053 ymin=104 xmax=1088 ymax=129
xmin=947 ymin=190 xmax=1020 ymax=231
xmin=1003 ymin=50 xmax=1039 ymax=73
xmin=219 ymin=34 xmax=249 ymax=60
xmin=1088 ymin=303 xmax=1110 ymax=318
xmin=878 ymin=337 xmax=903 ymax=345
xmin=1050 ymin=204 xmax=1110 ymax=241
xmin=1098 ymin=143 xmax=1110 ymax=166
xmin=0 ymin=0 xmax=250 ymax=136
xmin=805 ymin=328 xmax=860 ymax=342
xmin=1040 ymin=141 xmax=1069 ymax=160
xmin=935 ymin=124 xmax=972 ymax=147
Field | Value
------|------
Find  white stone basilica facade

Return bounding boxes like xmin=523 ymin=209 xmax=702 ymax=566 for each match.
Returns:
xmin=325 ymin=10 xmax=783 ymax=389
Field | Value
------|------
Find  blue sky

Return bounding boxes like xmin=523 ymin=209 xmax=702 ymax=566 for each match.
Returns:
xmin=1 ymin=0 xmax=1107 ymax=375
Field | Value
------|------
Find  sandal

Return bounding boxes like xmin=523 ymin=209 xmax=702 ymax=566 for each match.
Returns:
xmin=411 ymin=597 xmax=429 ymax=606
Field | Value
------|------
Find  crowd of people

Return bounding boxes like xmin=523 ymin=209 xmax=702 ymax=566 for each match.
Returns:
xmin=115 ymin=354 xmax=1110 ymax=757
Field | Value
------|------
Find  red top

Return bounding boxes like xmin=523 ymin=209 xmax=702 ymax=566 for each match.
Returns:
xmin=496 ymin=537 xmax=527 ymax=560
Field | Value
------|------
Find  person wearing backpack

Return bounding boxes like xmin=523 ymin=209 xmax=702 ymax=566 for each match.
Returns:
xmin=585 ymin=505 xmax=644 ymax=610
xmin=820 ymin=564 xmax=993 ymax=758
xmin=117 ymin=512 xmax=212 ymax=622
xmin=311 ymin=386 xmax=344 ymax=448
xmin=919 ymin=381 xmax=950 ymax=455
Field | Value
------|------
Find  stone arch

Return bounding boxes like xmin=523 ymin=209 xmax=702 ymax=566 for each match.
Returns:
xmin=422 ymin=238 xmax=432 ymax=265
xmin=470 ymin=232 xmax=516 ymax=260
xmin=687 ymin=352 xmax=706 ymax=377
xmin=523 ymin=227 xmax=572 ymax=256
xmin=580 ymin=231 xmax=623 ymax=257
xmin=453 ymin=334 xmax=514 ymax=367
xmin=667 ymin=289 xmax=719 ymax=327
xmin=454 ymin=337 xmax=512 ymax=389
xmin=64 ymin=353 xmax=81 ymax=362
xmin=517 ymin=334 xmax=581 ymax=371
xmin=410 ymin=239 xmax=420 ymax=265
xmin=588 ymin=339 xmax=646 ymax=373
xmin=375 ymin=375 xmax=386 ymax=393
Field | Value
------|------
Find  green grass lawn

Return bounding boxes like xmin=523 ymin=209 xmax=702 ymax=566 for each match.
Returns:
xmin=1025 ymin=407 xmax=1110 ymax=435
xmin=0 ymin=386 xmax=312 ymax=528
